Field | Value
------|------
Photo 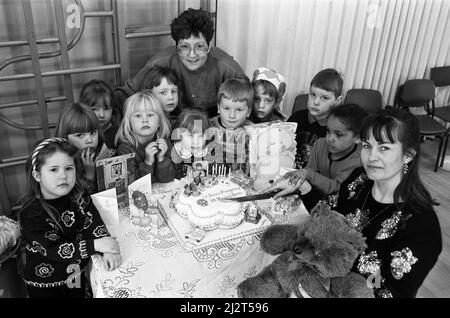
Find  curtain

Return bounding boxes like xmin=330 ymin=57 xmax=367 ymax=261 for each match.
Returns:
xmin=216 ymin=0 xmax=450 ymax=116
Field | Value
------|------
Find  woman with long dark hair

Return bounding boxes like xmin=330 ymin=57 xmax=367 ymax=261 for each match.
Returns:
xmin=267 ymin=107 xmax=442 ymax=297
xmin=334 ymin=107 xmax=442 ymax=297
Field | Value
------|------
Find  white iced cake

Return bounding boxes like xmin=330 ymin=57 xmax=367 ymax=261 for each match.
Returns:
xmin=175 ymin=176 xmax=247 ymax=231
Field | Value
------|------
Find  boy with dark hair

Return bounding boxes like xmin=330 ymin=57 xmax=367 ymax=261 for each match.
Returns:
xmin=288 ymin=68 xmax=344 ymax=167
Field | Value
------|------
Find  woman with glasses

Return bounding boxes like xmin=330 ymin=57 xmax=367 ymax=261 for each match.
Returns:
xmin=115 ymin=8 xmax=246 ymax=118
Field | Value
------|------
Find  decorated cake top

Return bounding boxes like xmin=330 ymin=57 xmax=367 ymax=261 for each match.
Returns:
xmin=175 ymin=175 xmax=247 ymax=231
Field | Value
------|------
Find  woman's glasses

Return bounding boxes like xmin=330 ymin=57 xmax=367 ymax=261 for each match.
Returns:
xmin=177 ymin=43 xmax=209 ymax=57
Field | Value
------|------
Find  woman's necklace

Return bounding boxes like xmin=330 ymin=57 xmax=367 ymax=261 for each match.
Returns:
xmin=348 ymin=188 xmax=394 ymax=232
xmin=183 ymin=64 xmax=208 ymax=101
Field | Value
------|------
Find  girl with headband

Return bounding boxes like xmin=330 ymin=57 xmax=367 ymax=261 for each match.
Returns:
xmin=19 ymin=138 xmax=121 ymax=298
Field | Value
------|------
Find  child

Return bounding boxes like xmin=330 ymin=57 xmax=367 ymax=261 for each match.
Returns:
xmin=209 ymin=77 xmax=254 ymax=173
xmin=250 ymin=67 xmax=286 ymax=123
xmin=55 ymin=103 xmax=115 ymax=194
xmin=79 ymin=79 xmax=120 ymax=150
xmin=18 ymin=138 xmax=121 ymax=298
xmin=115 ymin=91 xmax=176 ymax=182
xmin=288 ymin=68 xmax=344 ymax=168
xmin=281 ymin=103 xmax=368 ymax=210
xmin=170 ymin=108 xmax=210 ymax=179
xmin=142 ymin=65 xmax=182 ymax=125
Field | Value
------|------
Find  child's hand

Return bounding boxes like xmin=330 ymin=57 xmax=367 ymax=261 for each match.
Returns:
xmin=156 ymin=139 xmax=168 ymax=162
xmin=283 ymin=169 xmax=307 ymax=187
xmin=102 ymin=252 xmax=122 ymax=271
xmin=94 ymin=236 xmax=120 ymax=254
xmin=265 ymin=178 xmax=299 ymax=199
xmin=81 ymin=147 xmax=96 ymax=181
xmin=144 ymin=141 xmax=159 ymax=166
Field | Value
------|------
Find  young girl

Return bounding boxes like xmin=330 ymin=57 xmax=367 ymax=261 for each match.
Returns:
xmin=171 ymin=108 xmax=210 ymax=179
xmin=19 ymin=138 xmax=121 ymax=298
xmin=79 ymin=79 xmax=120 ymax=150
xmin=142 ymin=65 xmax=182 ymax=125
xmin=55 ymin=103 xmax=115 ymax=194
xmin=115 ymin=91 xmax=176 ymax=182
xmin=250 ymin=67 xmax=287 ymax=123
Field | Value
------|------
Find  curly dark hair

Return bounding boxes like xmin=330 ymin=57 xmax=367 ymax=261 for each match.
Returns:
xmin=170 ymin=8 xmax=214 ymax=44
xmin=328 ymin=103 xmax=368 ymax=136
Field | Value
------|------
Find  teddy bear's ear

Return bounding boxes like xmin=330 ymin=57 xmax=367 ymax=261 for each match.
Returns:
xmin=310 ymin=200 xmax=331 ymax=218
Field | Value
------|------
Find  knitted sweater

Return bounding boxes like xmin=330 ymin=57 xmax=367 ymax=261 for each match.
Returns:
xmin=335 ymin=167 xmax=442 ymax=298
xmin=305 ymin=138 xmax=362 ymax=195
xmin=117 ymin=137 xmax=176 ymax=182
xmin=19 ymin=193 xmax=110 ymax=287
xmin=116 ymin=46 xmax=246 ymax=118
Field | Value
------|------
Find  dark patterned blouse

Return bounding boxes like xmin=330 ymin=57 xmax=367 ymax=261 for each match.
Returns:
xmin=335 ymin=167 xmax=442 ymax=298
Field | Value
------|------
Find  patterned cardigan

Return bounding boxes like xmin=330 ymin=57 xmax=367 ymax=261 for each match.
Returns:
xmin=19 ymin=192 xmax=110 ymax=288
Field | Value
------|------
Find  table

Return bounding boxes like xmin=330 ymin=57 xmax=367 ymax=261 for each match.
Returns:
xmin=89 ymin=181 xmax=309 ymax=298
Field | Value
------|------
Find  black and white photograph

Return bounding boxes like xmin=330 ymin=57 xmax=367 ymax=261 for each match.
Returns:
xmin=0 ymin=0 xmax=449 ymax=300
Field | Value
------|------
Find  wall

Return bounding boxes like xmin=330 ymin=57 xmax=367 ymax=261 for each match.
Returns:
xmin=216 ymin=0 xmax=450 ymax=115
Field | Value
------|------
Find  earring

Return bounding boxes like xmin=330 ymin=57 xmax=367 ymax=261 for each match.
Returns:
xmin=402 ymin=162 xmax=408 ymax=175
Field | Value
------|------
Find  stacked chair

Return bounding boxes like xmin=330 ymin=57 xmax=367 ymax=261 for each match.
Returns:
xmin=395 ymin=79 xmax=448 ymax=171
xmin=430 ymin=66 xmax=450 ymax=166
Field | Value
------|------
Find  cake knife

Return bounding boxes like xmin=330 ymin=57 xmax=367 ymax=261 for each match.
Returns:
xmin=220 ymin=189 xmax=282 ymax=202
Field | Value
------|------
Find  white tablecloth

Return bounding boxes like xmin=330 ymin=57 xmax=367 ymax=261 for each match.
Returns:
xmin=90 ymin=182 xmax=309 ymax=298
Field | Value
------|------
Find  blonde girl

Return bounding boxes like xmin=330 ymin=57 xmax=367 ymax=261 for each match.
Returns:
xmin=115 ymin=91 xmax=175 ymax=182
xmin=19 ymin=138 xmax=121 ymax=298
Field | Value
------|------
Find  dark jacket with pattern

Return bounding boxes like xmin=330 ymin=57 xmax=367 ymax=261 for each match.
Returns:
xmin=335 ymin=167 xmax=442 ymax=298
xmin=19 ymin=192 xmax=110 ymax=287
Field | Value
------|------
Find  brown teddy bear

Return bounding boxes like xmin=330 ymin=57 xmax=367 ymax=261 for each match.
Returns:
xmin=237 ymin=201 xmax=374 ymax=298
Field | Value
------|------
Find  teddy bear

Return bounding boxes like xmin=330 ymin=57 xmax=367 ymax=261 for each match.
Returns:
xmin=237 ymin=201 xmax=374 ymax=298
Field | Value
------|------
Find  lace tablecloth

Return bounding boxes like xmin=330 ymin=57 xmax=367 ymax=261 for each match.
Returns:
xmin=90 ymin=181 xmax=309 ymax=298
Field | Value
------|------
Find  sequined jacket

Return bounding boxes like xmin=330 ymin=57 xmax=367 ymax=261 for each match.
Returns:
xmin=19 ymin=192 xmax=110 ymax=288
xmin=335 ymin=167 xmax=442 ymax=298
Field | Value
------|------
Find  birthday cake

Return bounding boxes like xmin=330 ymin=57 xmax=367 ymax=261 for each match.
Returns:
xmin=174 ymin=176 xmax=247 ymax=231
